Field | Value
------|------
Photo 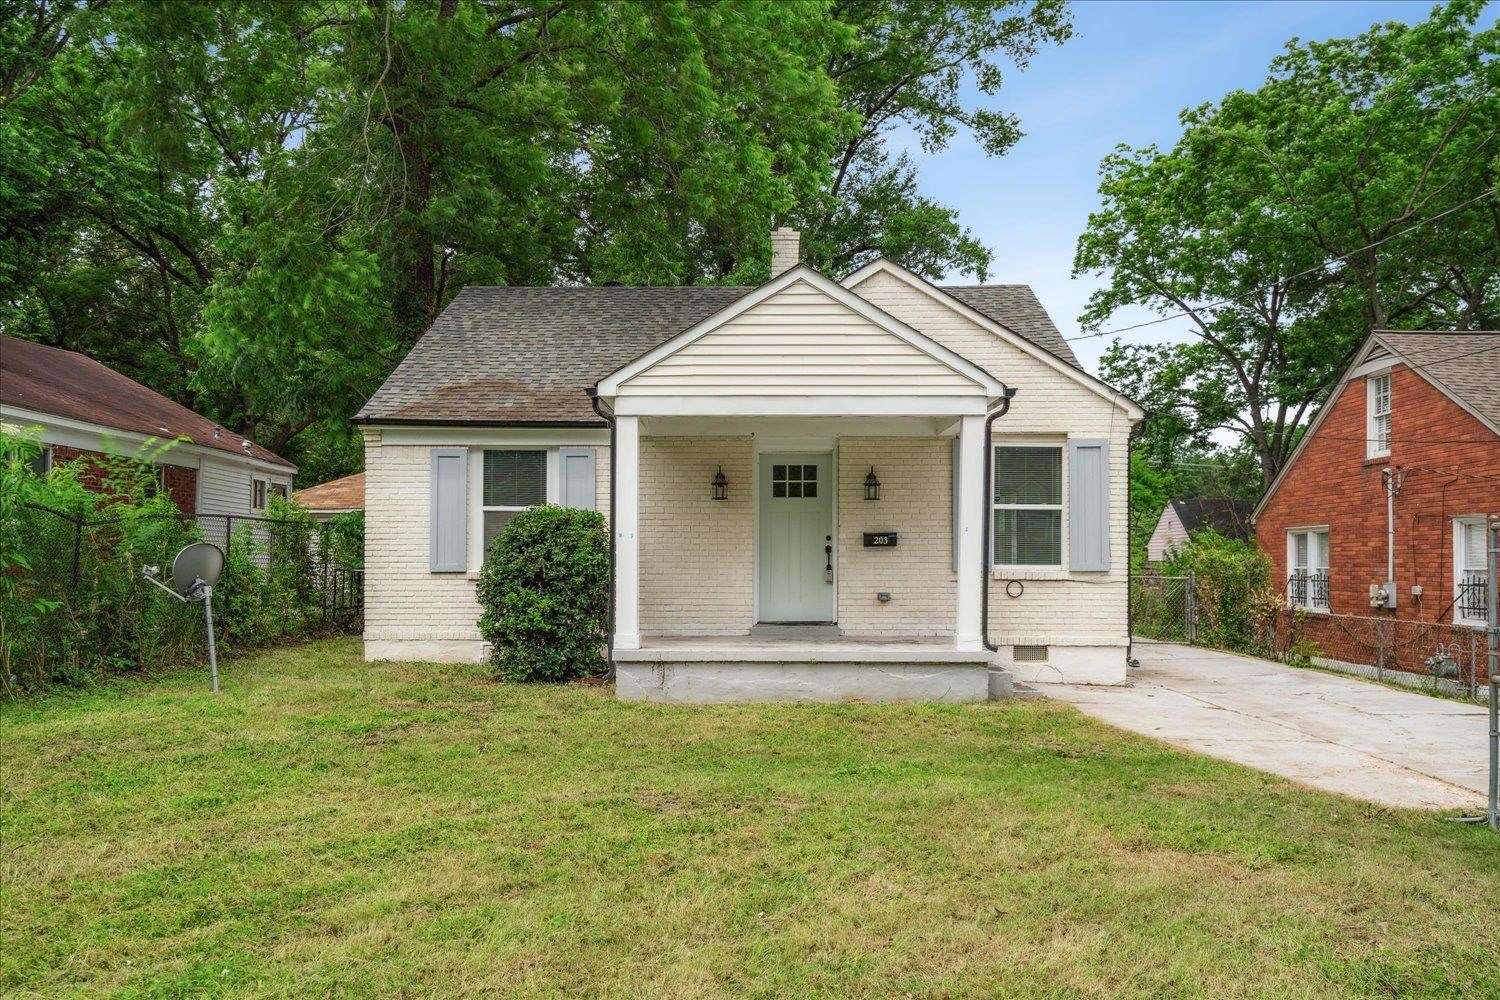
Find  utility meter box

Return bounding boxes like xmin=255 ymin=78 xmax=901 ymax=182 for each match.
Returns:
xmin=1368 ymin=581 xmax=1397 ymax=609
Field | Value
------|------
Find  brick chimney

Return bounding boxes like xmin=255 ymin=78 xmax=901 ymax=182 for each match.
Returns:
xmin=770 ymin=227 xmax=801 ymax=277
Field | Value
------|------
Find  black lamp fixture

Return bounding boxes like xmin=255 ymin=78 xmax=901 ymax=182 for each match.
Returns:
xmin=712 ymin=466 xmax=728 ymax=501
xmin=863 ymin=466 xmax=881 ymax=501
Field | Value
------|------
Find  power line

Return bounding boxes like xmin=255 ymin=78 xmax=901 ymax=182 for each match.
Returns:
xmin=1065 ymin=185 xmax=1499 ymax=344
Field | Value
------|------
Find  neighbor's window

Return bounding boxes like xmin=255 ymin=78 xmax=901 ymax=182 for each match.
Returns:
xmin=269 ymin=483 xmax=288 ymax=501
xmin=482 ymin=449 xmax=547 ymax=550
xmin=1287 ymin=528 xmax=1330 ymax=611
xmin=1367 ymin=372 xmax=1391 ymax=458
xmin=992 ymin=446 xmax=1062 ymax=567
xmin=251 ymin=477 xmax=268 ymax=510
xmin=1454 ymin=517 xmax=1490 ymax=625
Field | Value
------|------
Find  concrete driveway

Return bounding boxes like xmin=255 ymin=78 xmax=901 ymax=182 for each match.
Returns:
xmin=1047 ymin=641 xmax=1490 ymax=811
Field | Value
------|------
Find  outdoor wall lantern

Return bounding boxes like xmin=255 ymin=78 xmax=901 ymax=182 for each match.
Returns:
xmin=864 ymin=467 xmax=881 ymax=501
xmin=712 ymin=466 xmax=729 ymax=501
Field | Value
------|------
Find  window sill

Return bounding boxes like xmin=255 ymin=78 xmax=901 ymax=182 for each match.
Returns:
xmin=1362 ymin=454 xmax=1390 ymax=467
xmin=1454 ymin=618 xmax=1488 ymax=630
xmin=992 ymin=568 xmax=1073 ymax=581
xmin=1292 ymin=605 xmax=1331 ymax=615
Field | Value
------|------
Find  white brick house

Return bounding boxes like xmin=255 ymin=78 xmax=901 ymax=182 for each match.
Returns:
xmin=357 ymin=231 xmax=1143 ymax=700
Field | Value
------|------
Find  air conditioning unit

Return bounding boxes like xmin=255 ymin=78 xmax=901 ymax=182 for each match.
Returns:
xmin=1368 ymin=582 xmax=1397 ymax=609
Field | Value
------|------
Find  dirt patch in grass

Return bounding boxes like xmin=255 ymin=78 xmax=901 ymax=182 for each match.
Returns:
xmin=2 ymin=639 xmax=1496 ymax=997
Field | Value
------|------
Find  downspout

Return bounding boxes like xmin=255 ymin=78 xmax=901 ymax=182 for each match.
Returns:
xmin=981 ymin=386 xmax=1018 ymax=653
xmin=588 ymin=389 xmax=616 ymax=679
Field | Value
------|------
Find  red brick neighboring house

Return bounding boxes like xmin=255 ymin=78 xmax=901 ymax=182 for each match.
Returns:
xmin=1253 ymin=331 xmax=1499 ymax=670
xmin=0 ymin=335 xmax=295 ymax=515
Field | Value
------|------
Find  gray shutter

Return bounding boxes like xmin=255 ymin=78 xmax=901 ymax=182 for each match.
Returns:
xmin=430 ymin=448 xmax=468 ymax=572
xmin=1068 ymin=439 xmax=1109 ymax=572
xmin=951 ymin=437 xmax=961 ymax=573
xmin=559 ymin=449 xmax=596 ymax=511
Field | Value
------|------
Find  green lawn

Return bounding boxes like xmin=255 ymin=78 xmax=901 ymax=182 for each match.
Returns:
xmin=3 ymin=641 xmax=1497 ymax=998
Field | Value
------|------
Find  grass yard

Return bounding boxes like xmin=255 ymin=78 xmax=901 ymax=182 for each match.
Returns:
xmin=3 ymin=641 xmax=1497 ymax=998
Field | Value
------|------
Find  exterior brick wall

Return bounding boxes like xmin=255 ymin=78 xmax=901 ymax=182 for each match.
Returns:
xmin=1256 ymin=362 xmax=1500 ymax=657
xmin=49 ymin=444 xmax=197 ymax=515
xmin=837 ymin=437 xmax=956 ymax=635
xmin=639 ymin=435 xmax=755 ymax=635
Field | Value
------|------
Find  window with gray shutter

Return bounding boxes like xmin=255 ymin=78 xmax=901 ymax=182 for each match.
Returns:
xmin=481 ymin=449 xmax=547 ymax=551
xmin=559 ymin=449 xmax=596 ymax=511
xmin=992 ymin=446 xmax=1062 ymax=566
xmin=1067 ymin=439 xmax=1109 ymax=572
xmin=430 ymin=448 xmax=468 ymax=572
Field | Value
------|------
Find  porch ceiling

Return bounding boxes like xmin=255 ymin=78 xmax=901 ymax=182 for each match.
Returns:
xmin=637 ymin=414 xmax=962 ymax=439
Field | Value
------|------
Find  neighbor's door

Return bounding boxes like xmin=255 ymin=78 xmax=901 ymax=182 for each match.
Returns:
xmin=758 ymin=453 xmax=834 ymax=623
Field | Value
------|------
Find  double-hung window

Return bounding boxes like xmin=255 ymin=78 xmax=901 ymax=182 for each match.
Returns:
xmin=1454 ymin=517 xmax=1490 ymax=626
xmin=992 ymin=445 xmax=1062 ymax=567
xmin=251 ymin=477 xmax=268 ymax=511
xmin=1287 ymin=528 xmax=1330 ymax=611
xmin=1366 ymin=372 xmax=1391 ymax=458
xmin=482 ymin=449 xmax=547 ymax=550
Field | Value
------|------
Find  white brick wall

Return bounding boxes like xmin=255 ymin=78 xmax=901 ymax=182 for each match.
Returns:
xmin=852 ymin=270 xmax=1132 ymax=653
xmin=363 ymin=430 xmax=613 ymax=659
xmin=639 ymin=436 xmax=755 ymax=634
xmin=837 ymin=438 xmax=956 ymax=635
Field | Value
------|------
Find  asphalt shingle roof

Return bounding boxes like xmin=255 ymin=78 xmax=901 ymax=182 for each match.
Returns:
xmin=1374 ymin=330 xmax=1500 ymax=431
xmin=1168 ymin=498 xmax=1256 ymax=542
xmin=357 ymin=282 xmax=1081 ymax=425
xmin=0 ymin=335 xmax=295 ymax=469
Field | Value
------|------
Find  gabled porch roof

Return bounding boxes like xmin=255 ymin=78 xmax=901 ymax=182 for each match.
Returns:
xmin=592 ymin=265 xmax=1007 ymax=412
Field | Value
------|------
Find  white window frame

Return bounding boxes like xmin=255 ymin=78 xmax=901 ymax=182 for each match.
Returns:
xmin=1453 ymin=517 xmax=1490 ymax=627
xmin=471 ymin=447 xmax=557 ymax=570
xmin=1366 ymin=371 xmax=1391 ymax=458
xmin=250 ymin=476 xmax=268 ymax=511
xmin=1286 ymin=527 xmax=1330 ymax=612
xmin=991 ymin=442 xmax=1064 ymax=570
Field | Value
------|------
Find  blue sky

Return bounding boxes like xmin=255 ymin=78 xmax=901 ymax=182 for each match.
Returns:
xmin=906 ymin=0 xmax=1488 ymax=374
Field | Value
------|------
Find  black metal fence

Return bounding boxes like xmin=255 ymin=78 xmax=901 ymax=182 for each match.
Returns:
xmin=20 ymin=504 xmax=363 ymax=626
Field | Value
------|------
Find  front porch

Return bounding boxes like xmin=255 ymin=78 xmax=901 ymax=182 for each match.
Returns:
xmin=614 ymin=631 xmax=996 ymax=703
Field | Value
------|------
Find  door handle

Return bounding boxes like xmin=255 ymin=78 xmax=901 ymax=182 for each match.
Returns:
xmin=825 ymin=535 xmax=833 ymax=584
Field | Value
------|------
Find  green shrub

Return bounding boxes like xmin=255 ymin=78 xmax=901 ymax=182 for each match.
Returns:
xmin=1165 ymin=529 xmax=1270 ymax=653
xmin=476 ymin=505 xmax=609 ymax=683
xmin=1 ymin=427 xmax=365 ymax=695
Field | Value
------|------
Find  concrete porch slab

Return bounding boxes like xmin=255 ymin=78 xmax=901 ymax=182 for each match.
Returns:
xmin=616 ymin=661 xmax=990 ymax=703
xmin=616 ymin=633 xmax=994 ymax=665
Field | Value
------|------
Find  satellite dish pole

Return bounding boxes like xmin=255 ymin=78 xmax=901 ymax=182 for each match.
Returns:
xmin=142 ymin=542 xmax=226 ymax=693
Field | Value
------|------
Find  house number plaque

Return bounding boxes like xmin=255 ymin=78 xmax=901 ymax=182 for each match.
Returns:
xmin=862 ymin=532 xmax=898 ymax=547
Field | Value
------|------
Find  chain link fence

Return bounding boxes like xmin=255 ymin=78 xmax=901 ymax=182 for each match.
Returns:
xmin=1132 ymin=565 xmax=1494 ymax=700
xmin=4 ymin=503 xmax=363 ymax=692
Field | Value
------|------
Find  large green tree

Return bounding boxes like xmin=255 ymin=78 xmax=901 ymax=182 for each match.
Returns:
xmin=1076 ymin=0 xmax=1499 ymax=489
xmin=2 ymin=0 xmax=1070 ymax=483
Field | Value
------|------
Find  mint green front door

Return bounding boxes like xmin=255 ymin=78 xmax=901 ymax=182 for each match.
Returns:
xmin=758 ymin=453 xmax=834 ymax=623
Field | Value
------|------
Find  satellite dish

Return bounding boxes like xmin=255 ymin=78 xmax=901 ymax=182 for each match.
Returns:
xmin=170 ymin=542 xmax=224 ymax=598
xmin=143 ymin=542 xmax=225 ymax=692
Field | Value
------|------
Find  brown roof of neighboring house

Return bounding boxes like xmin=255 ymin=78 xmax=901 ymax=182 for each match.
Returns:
xmin=293 ymin=471 xmax=364 ymax=512
xmin=1373 ymin=330 xmax=1500 ymax=432
xmin=355 ymin=281 xmax=1079 ymax=426
xmin=0 ymin=335 xmax=294 ymax=469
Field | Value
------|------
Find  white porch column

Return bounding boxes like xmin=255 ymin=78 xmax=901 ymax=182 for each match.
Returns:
xmin=955 ymin=414 xmax=986 ymax=652
xmin=613 ymin=414 xmax=641 ymax=650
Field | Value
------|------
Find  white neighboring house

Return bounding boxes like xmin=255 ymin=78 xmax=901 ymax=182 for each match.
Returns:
xmin=356 ymin=230 xmax=1143 ymax=701
xmin=0 ymin=335 xmax=295 ymax=518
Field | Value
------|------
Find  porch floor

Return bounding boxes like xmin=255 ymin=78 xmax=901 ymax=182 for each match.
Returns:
xmin=616 ymin=633 xmax=993 ymax=664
